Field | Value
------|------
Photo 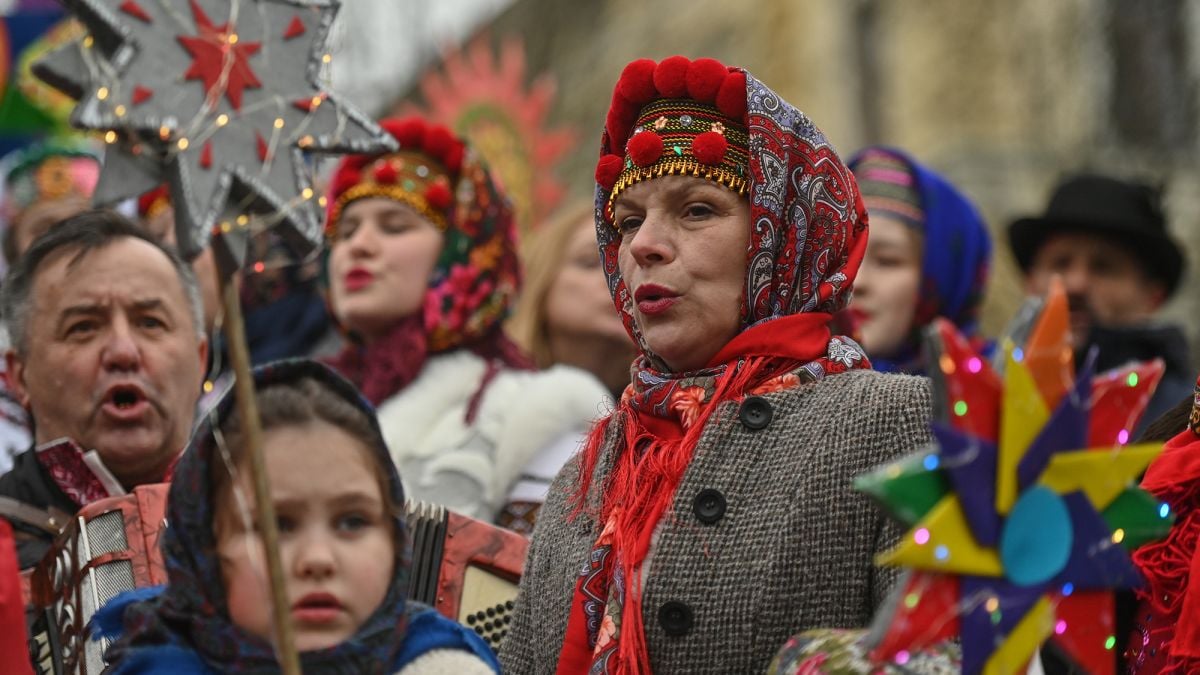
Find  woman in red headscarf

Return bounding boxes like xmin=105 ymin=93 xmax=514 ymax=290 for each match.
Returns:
xmin=323 ymin=117 xmax=608 ymax=529
xmin=500 ymin=57 xmax=934 ymax=674
xmin=1128 ymin=378 xmax=1200 ymax=672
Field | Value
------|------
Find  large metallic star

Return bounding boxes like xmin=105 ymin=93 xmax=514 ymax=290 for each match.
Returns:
xmin=38 ymin=0 xmax=395 ymax=265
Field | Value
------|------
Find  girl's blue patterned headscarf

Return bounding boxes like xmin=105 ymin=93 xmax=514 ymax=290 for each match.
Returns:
xmin=106 ymin=359 xmax=413 ymax=674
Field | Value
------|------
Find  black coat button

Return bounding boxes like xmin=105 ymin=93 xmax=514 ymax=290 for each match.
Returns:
xmin=658 ymin=601 xmax=694 ymax=637
xmin=693 ymin=489 xmax=727 ymax=525
xmin=738 ymin=396 xmax=773 ymax=430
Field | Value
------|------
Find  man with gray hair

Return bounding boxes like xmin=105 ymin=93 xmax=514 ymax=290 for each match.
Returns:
xmin=0 ymin=209 xmax=208 ymax=568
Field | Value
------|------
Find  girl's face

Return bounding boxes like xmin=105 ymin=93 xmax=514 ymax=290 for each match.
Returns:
xmin=849 ymin=213 xmax=923 ymax=357
xmin=544 ymin=215 xmax=628 ymax=345
xmin=328 ymin=197 xmax=444 ymax=342
xmin=215 ymin=420 xmax=395 ymax=652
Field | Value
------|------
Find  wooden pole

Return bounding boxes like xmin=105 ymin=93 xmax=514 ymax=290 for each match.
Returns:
xmin=219 ymin=273 xmax=302 ymax=675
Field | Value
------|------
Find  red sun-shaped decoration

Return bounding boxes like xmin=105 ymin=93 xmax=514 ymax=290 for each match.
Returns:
xmin=406 ymin=36 xmax=577 ymax=233
xmin=176 ymin=0 xmax=263 ymax=110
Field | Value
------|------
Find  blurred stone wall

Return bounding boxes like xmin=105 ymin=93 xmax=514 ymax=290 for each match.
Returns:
xmin=400 ymin=0 xmax=1200 ymax=366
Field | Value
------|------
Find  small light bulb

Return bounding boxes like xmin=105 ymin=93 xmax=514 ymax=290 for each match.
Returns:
xmin=318 ymin=196 xmax=328 ymax=207
xmin=227 ymin=33 xmax=239 ymax=44
xmin=114 ymin=104 xmax=127 ymax=117
xmin=322 ymin=53 xmax=332 ymax=63
xmin=310 ymin=95 xmax=323 ymax=108
xmin=216 ymin=114 xmax=230 ymax=127
xmin=159 ymin=126 xmax=170 ymax=140
xmin=83 ymin=36 xmax=94 ymax=48
xmin=97 ymin=87 xmax=109 ymax=100
xmin=177 ymin=138 xmax=189 ymax=151
xmin=274 ymin=118 xmax=285 ymax=129
xmin=104 ymin=131 xmax=117 ymax=144
xmin=220 ymin=222 xmax=232 ymax=233
xmin=302 ymin=187 xmax=314 ymax=199
xmin=236 ymin=215 xmax=249 ymax=226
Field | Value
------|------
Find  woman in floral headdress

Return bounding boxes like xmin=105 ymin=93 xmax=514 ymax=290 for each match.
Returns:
xmin=501 ymin=57 xmax=933 ymax=673
xmin=323 ymin=116 xmax=608 ymax=530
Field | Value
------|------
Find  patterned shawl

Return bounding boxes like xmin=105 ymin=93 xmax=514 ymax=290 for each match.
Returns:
xmin=847 ymin=146 xmax=992 ymax=374
xmin=558 ymin=64 xmax=873 ymax=674
xmin=105 ymin=359 xmax=415 ymax=673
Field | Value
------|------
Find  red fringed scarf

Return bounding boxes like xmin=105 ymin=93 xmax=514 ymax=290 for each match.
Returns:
xmin=556 ymin=314 xmax=870 ymax=674
xmin=1132 ymin=422 xmax=1200 ymax=672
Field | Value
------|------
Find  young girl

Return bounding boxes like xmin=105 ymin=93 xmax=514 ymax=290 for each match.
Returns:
xmin=96 ymin=359 xmax=499 ymax=674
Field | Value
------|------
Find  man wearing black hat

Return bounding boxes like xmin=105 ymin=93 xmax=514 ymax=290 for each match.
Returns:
xmin=1010 ymin=173 xmax=1191 ymax=431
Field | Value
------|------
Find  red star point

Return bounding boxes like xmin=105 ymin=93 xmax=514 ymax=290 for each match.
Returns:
xmin=119 ymin=1 xmax=152 ymax=23
xmin=283 ymin=16 xmax=306 ymax=40
xmin=176 ymin=0 xmax=263 ymax=111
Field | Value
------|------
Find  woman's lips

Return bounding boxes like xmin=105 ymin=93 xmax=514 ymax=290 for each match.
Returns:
xmin=637 ymin=297 xmax=679 ymax=315
xmin=634 ymin=284 xmax=680 ymax=316
xmin=343 ymin=268 xmax=374 ymax=292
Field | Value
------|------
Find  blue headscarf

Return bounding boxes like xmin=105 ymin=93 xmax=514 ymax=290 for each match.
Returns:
xmin=848 ymin=147 xmax=992 ymax=373
xmin=98 ymin=359 xmax=495 ymax=673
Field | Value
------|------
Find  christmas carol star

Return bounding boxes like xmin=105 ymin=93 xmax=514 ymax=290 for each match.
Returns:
xmin=40 ymin=0 xmax=395 ymax=261
xmin=855 ymin=281 xmax=1173 ymax=675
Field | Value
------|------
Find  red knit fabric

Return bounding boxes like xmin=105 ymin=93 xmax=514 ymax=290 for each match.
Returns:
xmin=1130 ymin=427 xmax=1200 ymax=672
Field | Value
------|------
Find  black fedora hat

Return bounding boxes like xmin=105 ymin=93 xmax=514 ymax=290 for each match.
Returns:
xmin=1008 ymin=173 xmax=1186 ymax=296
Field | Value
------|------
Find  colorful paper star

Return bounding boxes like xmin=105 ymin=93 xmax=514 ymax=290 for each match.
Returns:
xmin=34 ymin=0 xmax=395 ymax=267
xmin=856 ymin=281 xmax=1173 ymax=675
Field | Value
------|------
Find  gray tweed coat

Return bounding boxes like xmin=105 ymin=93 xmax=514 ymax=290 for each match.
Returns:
xmin=500 ymin=369 xmax=932 ymax=674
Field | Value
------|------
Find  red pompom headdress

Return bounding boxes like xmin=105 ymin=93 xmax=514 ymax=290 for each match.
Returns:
xmin=595 ymin=56 xmax=750 ymax=223
xmin=325 ymin=116 xmax=466 ymax=235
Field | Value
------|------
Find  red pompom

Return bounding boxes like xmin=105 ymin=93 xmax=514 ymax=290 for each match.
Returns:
xmin=423 ymin=126 xmax=454 ymax=162
xmin=653 ymin=56 xmax=691 ymax=98
xmin=443 ymin=142 xmax=465 ymax=174
xmin=373 ymin=162 xmax=398 ymax=184
xmin=331 ymin=165 xmax=362 ymax=197
xmin=626 ymin=131 xmax=664 ymax=168
xmin=715 ymin=71 xmax=747 ymax=121
xmin=606 ymin=96 xmax=639 ymax=151
xmin=692 ymin=132 xmax=728 ymax=166
xmin=616 ymin=58 xmax=658 ymax=106
xmin=387 ymin=116 xmax=426 ymax=149
xmin=425 ymin=180 xmax=452 ymax=210
xmin=686 ymin=58 xmax=727 ymax=102
xmin=595 ymin=154 xmax=624 ymax=190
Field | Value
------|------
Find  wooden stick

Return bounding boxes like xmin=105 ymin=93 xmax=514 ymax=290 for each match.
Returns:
xmin=219 ymin=273 xmax=302 ymax=675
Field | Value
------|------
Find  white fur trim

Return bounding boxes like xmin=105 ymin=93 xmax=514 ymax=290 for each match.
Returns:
xmin=374 ymin=351 xmax=610 ymax=520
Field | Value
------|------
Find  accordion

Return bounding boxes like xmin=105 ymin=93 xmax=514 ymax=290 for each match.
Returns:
xmin=28 ymin=485 xmax=169 ymax=675
xmin=405 ymin=501 xmax=528 ymax=650
xmin=26 ymin=488 xmax=528 ymax=673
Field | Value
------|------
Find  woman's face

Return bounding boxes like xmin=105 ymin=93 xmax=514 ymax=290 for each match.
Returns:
xmin=544 ymin=216 xmax=628 ymax=345
xmin=849 ymin=213 xmax=923 ymax=357
xmin=614 ymin=175 xmax=750 ymax=372
xmin=215 ymin=421 xmax=395 ymax=652
xmin=328 ymin=197 xmax=444 ymax=341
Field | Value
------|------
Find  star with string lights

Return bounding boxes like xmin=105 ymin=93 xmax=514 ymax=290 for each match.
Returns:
xmin=37 ymin=0 xmax=395 ymax=264
xmin=854 ymin=281 xmax=1174 ymax=675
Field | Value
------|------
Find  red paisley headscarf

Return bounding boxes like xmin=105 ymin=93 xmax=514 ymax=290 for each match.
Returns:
xmin=557 ymin=57 xmax=872 ymax=674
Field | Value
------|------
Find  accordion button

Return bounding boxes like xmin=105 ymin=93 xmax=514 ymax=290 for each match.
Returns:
xmin=738 ymin=396 xmax=773 ymax=430
xmin=692 ymin=489 xmax=727 ymax=525
xmin=658 ymin=601 xmax=694 ymax=637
